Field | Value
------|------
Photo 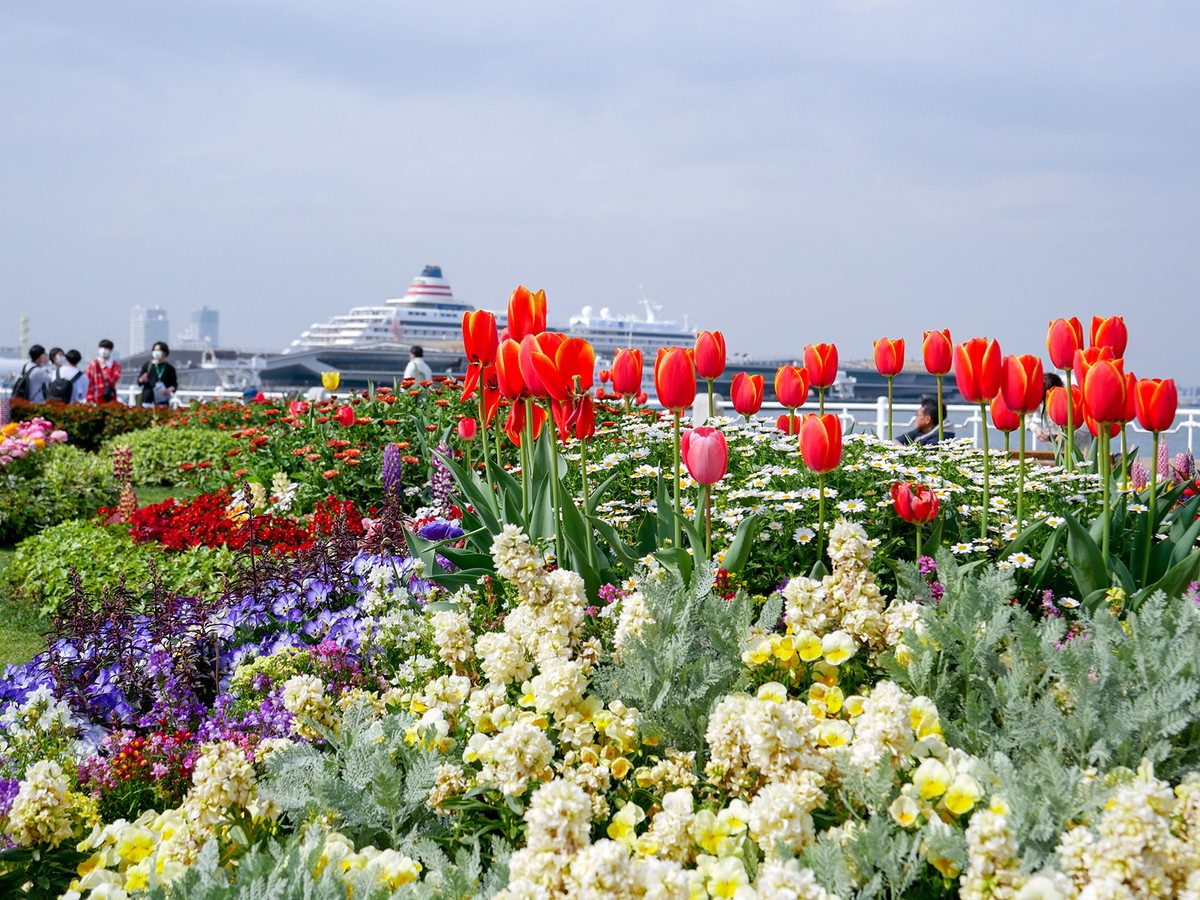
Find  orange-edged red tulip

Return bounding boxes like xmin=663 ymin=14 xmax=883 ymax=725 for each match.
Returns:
xmin=571 ymin=394 xmax=596 ymax=440
xmin=774 ymin=365 xmax=809 ymax=409
xmin=681 ymin=426 xmax=728 ymax=485
xmin=731 ymin=372 xmax=764 ymax=417
xmin=457 ymin=417 xmax=477 ymax=441
xmin=1072 ymin=346 xmax=1115 ymax=386
xmin=922 ymin=329 xmax=953 ymax=376
xmin=1135 ymin=378 xmax=1178 ymax=433
xmin=481 ymin=365 xmax=502 ymax=426
xmin=507 ymin=285 xmax=547 ymax=342
xmin=799 ymin=413 xmax=842 ymax=473
xmin=556 ymin=338 xmax=595 ymax=393
xmin=1090 ymin=315 xmax=1128 ymax=358
xmin=776 ymin=413 xmax=801 ymax=435
xmin=495 ymin=339 xmax=527 ymax=401
xmin=694 ymin=331 xmax=726 ymax=380
xmin=1000 ymin=354 xmax=1044 ymax=415
xmin=1046 ymin=317 xmax=1084 ymax=371
xmin=953 ymin=337 xmax=1002 ymax=404
xmin=1121 ymin=371 xmax=1138 ymax=424
xmin=1085 ymin=414 xmax=1122 ymax=439
xmin=990 ymin=393 xmax=1021 ymax=432
xmin=462 ymin=310 xmax=499 ymax=366
xmin=804 ymin=344 xmax=838 ymax=389
xmin=891 ymin=481 xmax=939 ymax=525
xmin=1081 ymin=358 xmax=1127 ymax=424
xmin=503 ymin=401 xmax=546 ymax=447
xmin=654 ymin=347 xmax=697 ymax=412
xmin=520 ymin=333 xmax=570 ymax=401
xmin=873 ymin=338 xmax=905 ymax=377
xmin=611 ymin=348 xmax=644 ymax=397
xmin=1046 ymin=385 xmax=1083 ymax=431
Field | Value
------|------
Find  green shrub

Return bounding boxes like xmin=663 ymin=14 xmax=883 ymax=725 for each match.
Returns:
xmin=9 ymin=399 xmax=164 ymax=452
xmin=100 ymin=425 xmax=238 ymax=487
xmin=3 ymin=519 xmax=237 ymax=615
xmin=0 ymin=444 xmax=117 ymax=544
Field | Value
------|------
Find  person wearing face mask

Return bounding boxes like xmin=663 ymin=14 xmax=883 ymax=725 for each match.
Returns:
xmin=136 ymin=341 xmax=178 ymax=407
xmin=48 ymin=347 xmax=66 ymax=368
xmin=86 ymin=339 xmax=122 ymax=404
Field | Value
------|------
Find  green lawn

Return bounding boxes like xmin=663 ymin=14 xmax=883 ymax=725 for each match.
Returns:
xmin=0 ymin=546 xmax=48 ymax=666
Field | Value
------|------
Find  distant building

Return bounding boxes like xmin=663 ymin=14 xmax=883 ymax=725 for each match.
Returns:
xmin=177 ymin=305 xmax=220 ymax=350
xmin=130 ymin=306 xmax=169 ymax=354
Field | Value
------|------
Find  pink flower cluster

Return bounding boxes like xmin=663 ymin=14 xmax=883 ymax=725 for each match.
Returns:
xmin=0 ymin=417 xmax=68 ymax=466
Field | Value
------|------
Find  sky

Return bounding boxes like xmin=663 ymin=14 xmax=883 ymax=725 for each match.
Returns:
xmin=2 ymin=1 xmax=1198 ymax=383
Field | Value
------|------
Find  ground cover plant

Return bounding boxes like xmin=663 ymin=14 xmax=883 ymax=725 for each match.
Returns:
xmin=2 ymin=302 xmax=1200 ymax=899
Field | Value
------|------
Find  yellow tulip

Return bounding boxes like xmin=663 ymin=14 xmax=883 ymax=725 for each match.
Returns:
xmin=321 ymin=371 xmax=341 ymax=391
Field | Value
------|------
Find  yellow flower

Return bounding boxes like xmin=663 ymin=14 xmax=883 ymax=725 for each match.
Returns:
xmin=610 ymin=756 xmax=632 ymax=780
xmin=705 ymin=856 xmax=748 ymax=899
xmin=113 ymin=826 xmax=155 ymax=863
xmin=772 ymin=634 xmax=796 ymax=662
xmin=321 ymin=371 xmax=341 ymax=391
xmin=821 ymin=631 xmax=857 ymax=666
xmin=844 ymin=694 xmax=866 ymax=717
xmin=818 ymin=719 xmax=852 ymax=748
xmin=912 ymin=758 xmax=951 ymax=800
xmin=889 ymin=794 xmax=921 ymax=827
xmin=744 ymin=640 xmax=773 ymax=666
xmin=794 ymin=629 xmax=823 ymax=662
xmin=607 ymin=801 xmax=646 ymax=846
xmin=910 ymin=697 xmax=942 ymax=738
xmin=943 ymin=773 xmax=982 ymax=816
xmin=692 ymin=809 xmax=730 ymax=855
xmin=717 ymin=800 xmax=750 ymax=835
xmin=811 ymin=660 xmax=840 ymax=686
xmin=756 ymin=682 xmax=788 ymax=704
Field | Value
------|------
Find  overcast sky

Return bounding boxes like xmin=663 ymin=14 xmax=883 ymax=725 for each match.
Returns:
xmin=2 ymin=1 xmax=1198 ymax=383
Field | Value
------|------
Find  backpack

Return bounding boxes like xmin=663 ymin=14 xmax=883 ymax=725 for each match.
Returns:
xmin=11 ymin=364 xmax=33 ymax=401
xmin=45 ymin=367 xmax=82 ymax=403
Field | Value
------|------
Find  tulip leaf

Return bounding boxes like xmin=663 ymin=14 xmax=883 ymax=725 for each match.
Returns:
xmin=1131 ymin=549 xmax=1200 ymax=612
xmin=1027 ymin=526 xmax=1064 ymax=593
xmin=722 ymin=514 xmax=762 ymax=574
xmin=654 ymin=546 xmax=694 ymax=584
xmin=1063 ymin=511 xmax=1107 ymax=599
xmin=589 ymin=516 xmax=645 ymax=569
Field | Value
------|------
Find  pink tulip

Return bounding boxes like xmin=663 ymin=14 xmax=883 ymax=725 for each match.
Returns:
xmin=681 ymin=426 xmax=728 ymax=485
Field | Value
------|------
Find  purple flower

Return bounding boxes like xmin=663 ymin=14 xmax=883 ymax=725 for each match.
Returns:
xmin=382 ymin=442 xmax=403 ymax=498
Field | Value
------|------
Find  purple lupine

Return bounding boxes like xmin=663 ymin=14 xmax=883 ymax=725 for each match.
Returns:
xmin=1158 ymin=439 xmax=1171 ymax=479
xmin=1130 ymin=459 xmax=1148 ymax=491
xmin=431 ymin=442 xmax=455 ymax=512
xmin=382 ymin=442 xmax=403 ymax=498
xmin=1173 ymin=451 xmax=1195 ymax=483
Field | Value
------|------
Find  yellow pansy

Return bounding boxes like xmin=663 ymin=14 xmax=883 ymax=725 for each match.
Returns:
xmin=818 ymin=719 xmax=853 ymax=748
xmin=692 ymin=810 xmax=730 ymax=855
xmin=943 ymin=773 xmax=983 ymax=816
xmin=705 ymin=856 xmax=748 ymax=899
xmin=821 ymin=631 xmax=857 ymax=666
xmin=756 ymin=682 xmax=788 ymax=703
xmin=772 ymin=634 xmax=796 ymax=662
xmin=607 ymin=801 xmax=646 ymax=846
xmin=912 ymin=758 xmax=951 ymax=800
xmin=795 ymin=629 xmax=823 ymax=662
xmin=889 ymin=794 xmax=921 ymax=828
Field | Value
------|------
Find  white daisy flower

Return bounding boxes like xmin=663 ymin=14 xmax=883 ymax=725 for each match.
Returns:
xmin=793 ymin=526 xmax=816 ymax=544
xmin=1006 ymin=552 xmax=1035 ymax=569
xmin=836 ymin=499 xmax=868 ymax=514
xmin=1059 ymin=597 xmax=1080 ymax=608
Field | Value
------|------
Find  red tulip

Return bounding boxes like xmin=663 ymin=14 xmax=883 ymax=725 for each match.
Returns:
xmin=1046 ymin=385 xmax=1083 ymax=431
xmin=1000 ymin=354 xmax=1044 ymax=415
xmin=891 ymin=481 xmax=939 ymax=525
xmin=953 ymin=337 xmax=1002 ymax=404
xmin=1085 ymin=414 xmax=1122 ymax=439
xmin=462 ymin=310 xmax=499 ymax=366
xmin=555 ymin=338 xmax=595 ymax=393
xmin=776 ymin=414 xmax=801 ymax=435
xmin=694 ymin=331 xmax=726 ymax=380
xmin=635 ymin=391 xmax=648 ymax=405
xmin=458 ymin=417 xmax=478 ymax=441
xmin=503 ymin=401 xmax=546 ymax=446
xmin=289 ymin=400 xmax=309 ymax=416
xmin=598 ymin=369 xmax=611 ymax=383
xmin=1046 ymin=317 xmax=1083 ymax=371
xmin=799 ymin=413 xmax=842 ymax=473
xmin=519 ymin=334 xmax=555 ymax=400
xmin=681 ymin=426 xmax=728 ymax=485
xmin=1090 ymin=315 xmax=1128 ymax=358
xmin=481 ymin=365 xmax=502 ymax=426
xmin=989 ymin=393 xmax=1021 ymax=432
xmin=572 ymin=394 xmax=596 ymax=440
xmin=1072 ymin=346 xmax=1115 ymax=386
xmin=873 ymin=338 xmax=905 ymax=377
xmin=1135 ymin=378 xmax=1178 ymax=433
xmin=774 ymin=365 xmax=809 ymax=409
xmin=507 ymin=285 xmax=547 ymax=341
xmin=654 ymin=347 xmax=697 ymax=412
xmin=495 ymin=339 xmax=528 ymax=400
xmin=922 ymin=329 xmax=953 ymax=376
xmin=1081 ymin=358 xmax=1127 ymax=424
xmin=1121 ymin=371 xmax=1138 ymax=424
xmin=731 ymin=372 xmax=764 ymax=417
xmin=611 ymin=348 xmax=644 ymax=397
xmin=335 ymin=405 xmax=355 ymax=427
xmin=804 ymin=344 xmax=839 ymax=389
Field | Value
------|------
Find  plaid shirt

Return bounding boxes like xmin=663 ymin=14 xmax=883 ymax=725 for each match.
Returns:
xmin=85 ymin=358 xmax=122 ymax=403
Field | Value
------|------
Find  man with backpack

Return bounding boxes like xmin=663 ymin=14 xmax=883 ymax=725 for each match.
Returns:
xmin=85 ymin=339 xmax=122 ymax=404
xmin=12 ymin=345 xmax=51 ymax=404
xmin=46 ymin=349 xmax=88 ymax=404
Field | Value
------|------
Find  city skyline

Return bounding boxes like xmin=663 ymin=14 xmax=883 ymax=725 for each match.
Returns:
xmin=1 ymin=3 xmax=1197 ymax=383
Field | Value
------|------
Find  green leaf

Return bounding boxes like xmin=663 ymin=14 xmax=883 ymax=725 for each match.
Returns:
xmin=1063 ymin=510 xmax=1108 ymax=598
xmin=654 ymin=546 xmax=694 ymax=583
xmin=722 ymin=514 xmax=762 ymax=574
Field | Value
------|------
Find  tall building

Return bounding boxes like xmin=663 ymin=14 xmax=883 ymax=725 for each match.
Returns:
xmin=177 ymin=306 xmax=220 ymax=349
xmin=130 ymin=306 xmax=169 ymax=354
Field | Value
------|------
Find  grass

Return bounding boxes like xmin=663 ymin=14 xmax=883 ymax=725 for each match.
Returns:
xmin=0 ymin=485 xmax=194 ymax=668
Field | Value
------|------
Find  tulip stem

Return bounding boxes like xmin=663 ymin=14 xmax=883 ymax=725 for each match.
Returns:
xmin=522 ymin=399 xmax=535 ymax=524
xmin=1064 ymin=369 xmax=1075 ymax=473
xmin=547 ymin=405 xmax=563 ymax=565
xmin=1120 ymin=427 xmax=1129 ymax=489
xmin=936 ymin=375 xmax=944 ymax=444
xmin=1017 ymin=414 xmax=1026 ymax=528
xmin=707 ymin=378 xmax=715 ymax=421
xmin=703 ymin=484 xmax=712 ymax=560
xmin=477 ymin=393 xmax=494 ymax=494
xmin=915 ymin=522 xmax=923 ymax=560
xmin=1100 ymin=430 xmax=1112 ymax=566
xmin=818 ymin=386 xmax=825 ymax=416
xmin=673 ymin=411 xmax=683 ymax=550
xmin=979 ymin=402 xmax=991 ymax=541
xmin=818 ymin=472 xmax=827 ymax=553
xmin=1142 ymin=431 xmax=1160 ymax=585
xmin=887 ymin=376 xmax=894 ymax=441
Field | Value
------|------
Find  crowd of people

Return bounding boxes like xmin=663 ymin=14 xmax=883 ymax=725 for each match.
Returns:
xmin=11 ymin=339 xmax=177 ymax=408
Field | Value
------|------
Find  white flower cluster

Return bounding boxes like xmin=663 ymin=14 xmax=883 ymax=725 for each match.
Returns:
xmin=613 ymin=591 xmax=654 ymax=659
xmin=0 ymin=686 xmax=90 ymax=765
xmin=492 ymin=524 xmax=553 ymax=605
xmin=784 ymin=520 xmax=886 ymax=649
xmin=704 ymin=687 xmax=829 ymax=796
xmin=747 ymin=772 xmax=826 ymax=858
xmin=468 ymin=721 xmax=555 ymax=795
xmin=281 ymin=673 xmax=336 ymax=740
xmin=528 ymin=658 xmax=588 ymax=720
xmin=847 ymin=681 xmax=925 ymax=772
xmin=960 ymin=801 xmax=1023 ymax=900
xmin=430 ymin=609 xmax=473 ymax=667
xmin=882 ymin=600 xmax=925 ymax=662
xmin=4 ymin=759 xmax=74 ymax=847
xmin=1056 ymin=760 xmax=1199 ymax=899
xmin=475 ymin=631 xmax=533 ymax=685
